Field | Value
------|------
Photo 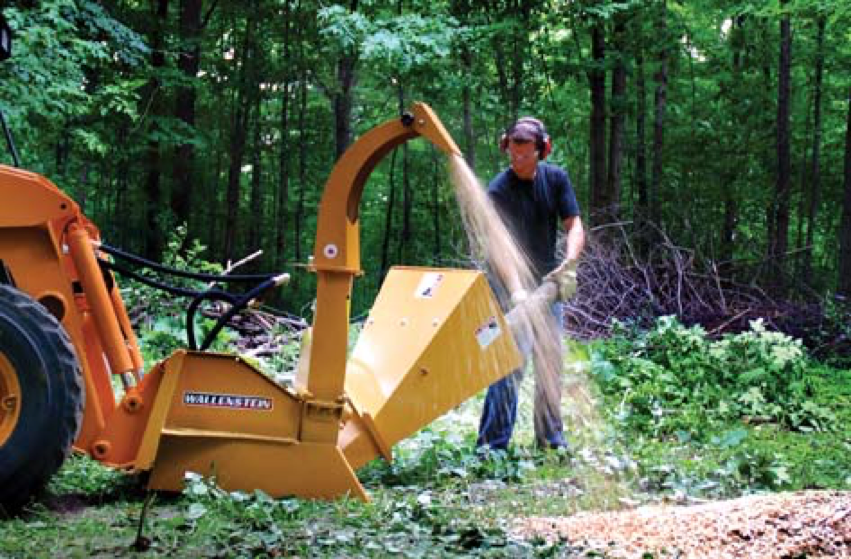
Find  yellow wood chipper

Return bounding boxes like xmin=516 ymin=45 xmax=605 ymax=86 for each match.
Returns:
xmin=0 ymin=102 xmax=522 ymax=513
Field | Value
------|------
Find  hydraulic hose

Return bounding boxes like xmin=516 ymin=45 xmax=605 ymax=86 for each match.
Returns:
xmin=98 ymin=243 xmax=275 ymax=283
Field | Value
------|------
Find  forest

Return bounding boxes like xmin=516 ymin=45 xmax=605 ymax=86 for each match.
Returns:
xmin=1 ymin=0 xmax=850 ymax=317
xmin=1 ymin=1 xmax=850 ymax=557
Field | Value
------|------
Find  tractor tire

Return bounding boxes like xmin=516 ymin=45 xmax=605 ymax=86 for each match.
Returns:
xmin=0 ymin=285 xmax=83 ymax=515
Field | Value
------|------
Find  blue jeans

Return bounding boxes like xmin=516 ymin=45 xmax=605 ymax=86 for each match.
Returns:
xmin=477 ymin=302 xmax=566 ymax=450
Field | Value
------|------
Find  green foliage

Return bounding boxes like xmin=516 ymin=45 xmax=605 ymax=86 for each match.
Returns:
xmin=0 ymin=327 xmax=848 ymax=556
xmin=588 ymin=317 xmax=850 ymax=501
xmin=592 ymin=316 xmax=836 ymax=437
xmin=158 ymin=469 xmax=573 ymax=557
xmin=812 ymin=297 xmax=851 ymax=367
xmin=0 ymin=0 xmax=147 ymax=165
xmin=120 ymin=225 xmax=236 ymax=363
xmin=360 ymin=428 xmax=541 ymax=487
xmin=46 ymin=454 xmax=140 ymax=502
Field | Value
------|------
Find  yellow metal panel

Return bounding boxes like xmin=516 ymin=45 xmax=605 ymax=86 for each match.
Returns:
xmin=134 ymin=352 xmax=303 ymax=473
xmin=342 ymin=267 xmax=521 ymax=464
xmin=160 ymin=427 xmax=297 ymax=445
xmin=300 ymin=273 xmax=352 ymax=404
xmin=161 ymin=352 xmax=302 ymax=439
xmin=148 ymin=439 xmax=368 ymax=501
xmin=132 ymin=354 xmax=184 ymax=469
xmin=0 ymin=165 xmax=78 ymax=227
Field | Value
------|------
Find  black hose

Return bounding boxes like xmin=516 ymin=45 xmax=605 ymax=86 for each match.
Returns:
xmin=98 ymin=257 xmax=202 ymax=298
xmin=100 ymin=256 xmax=285 ymax=352
xmin=199 ymin=276 xmax=281 ymax=351
xmin=98 ymin=243 xmax=276 ymax=283
xmin=185 ymin=289 xmax=241 ymax=351
xmin=100 ymin=257 xmax=244 ymax=350
xmin=99 ymin=247 xmax=291 ymax=352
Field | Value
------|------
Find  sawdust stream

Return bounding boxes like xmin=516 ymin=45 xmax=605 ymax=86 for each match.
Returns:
xmin=448 ymin=154 xmax=624 ymax=508
xmin=447 ymin=154 xmax=591 ymax=428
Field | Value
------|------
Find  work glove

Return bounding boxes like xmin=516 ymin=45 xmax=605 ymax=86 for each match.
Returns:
xmin=510 ymin=289 xmax=530 ymax=306
xmin=543 ymin=259 xmax=579 ymax=302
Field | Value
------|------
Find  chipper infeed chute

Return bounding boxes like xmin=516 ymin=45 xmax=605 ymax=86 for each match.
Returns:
xmin=340 ymin=267 xmax=521 ymax=470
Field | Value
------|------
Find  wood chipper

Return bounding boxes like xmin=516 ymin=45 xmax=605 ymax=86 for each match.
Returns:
xmin=0 ymin=102 xmax=522 ymax=512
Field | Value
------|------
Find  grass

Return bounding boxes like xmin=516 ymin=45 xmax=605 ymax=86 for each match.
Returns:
xmin=1 ymin=345 xmax=849 ymax=558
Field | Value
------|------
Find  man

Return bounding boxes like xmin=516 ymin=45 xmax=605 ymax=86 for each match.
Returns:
xmin=478 ymin=116 xmax=585 ymax=451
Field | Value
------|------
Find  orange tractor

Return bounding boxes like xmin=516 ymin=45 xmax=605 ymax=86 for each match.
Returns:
xmin=0 ymin=88 xmax=522 ymax=512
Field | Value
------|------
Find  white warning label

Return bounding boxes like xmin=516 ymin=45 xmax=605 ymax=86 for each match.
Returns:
xmin=414 ymin=272 xmax=445 ymax=299
xmin=475 ymin=317 xmax=501 ymax=349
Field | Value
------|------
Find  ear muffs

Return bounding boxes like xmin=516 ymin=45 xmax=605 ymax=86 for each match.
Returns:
xmin=539 ymin=135 xmax=552 ymax=160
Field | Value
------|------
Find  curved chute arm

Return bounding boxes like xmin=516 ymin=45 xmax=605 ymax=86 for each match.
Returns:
xmin=312 ymin=103 xmax=461 ymax=273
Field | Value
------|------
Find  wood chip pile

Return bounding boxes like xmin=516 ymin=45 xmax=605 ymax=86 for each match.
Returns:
xmin=516 ymin=491 xmax=851 ymax=558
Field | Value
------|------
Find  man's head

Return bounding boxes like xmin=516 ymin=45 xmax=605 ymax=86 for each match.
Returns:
xmin=500 ymin=117 xmax=552 ymax=180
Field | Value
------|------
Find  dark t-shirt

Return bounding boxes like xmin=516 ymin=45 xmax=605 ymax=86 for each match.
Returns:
xmin=488 ymin=163 xmax=581 ymax=279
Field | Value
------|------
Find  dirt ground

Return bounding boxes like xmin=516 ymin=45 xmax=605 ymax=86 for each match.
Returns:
xmin=515 ymin=491 xmax=851 ymax=558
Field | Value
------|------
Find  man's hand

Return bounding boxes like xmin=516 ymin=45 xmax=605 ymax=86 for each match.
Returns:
xmin=543 ymin=259 xmax=579 ymax=301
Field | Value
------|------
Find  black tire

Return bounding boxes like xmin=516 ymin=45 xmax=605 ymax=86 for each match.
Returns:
xmin=0 ymin=285 xmax=84 ymax=515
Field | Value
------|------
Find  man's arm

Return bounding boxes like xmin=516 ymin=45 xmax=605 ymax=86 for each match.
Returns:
xmin=562 ymin=215 xmax=585 ymax=262
xmin=537 ymin=215 xmax=585 ymax=303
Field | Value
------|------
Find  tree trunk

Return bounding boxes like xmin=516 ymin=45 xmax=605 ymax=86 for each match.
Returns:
xmin=171 ymin=0 xmax=203 ymax=228
xmin=493 ymin=42 xmax=511 ymax=122
xmin=508 ymin=0 xmax=529 ymax=120
xmin=294 ymin=78 xmax=308 ymax=263
xmin=636 ymin=52 xmax=648 ymax=217
xmin=334 ymin=0 xmax=358 ymax=159
xmin=720 ymin=15 xmax=745 ymax=267
xmin=838 ymin=86 xmax=851 ymax=295
xmin=802 ymin=16 xmax=825 ymax=286
xmin=380 ymin=149 xmax=399 ymax=280
xmin=143 ymin=0 xmax=169 ymax=260
xmin=431 ymin=151 xmax=441 ymax=259
xmin=397 ymin=85 xmax=413 ymax=263
xmin=461 ymin=45 xmax=475 ymax=171
xmin=248 ymin=95 xmax=263 ymax=255
xmin=606 ymin=14 xmax=627 ymax=223
xmin=451 ymin=0 xmax=476 ymax=168
xmin=770 ymin=0 xmax=792 ymax=291
xmin=588 ymin=19 xmax=606 ymax=226
xmin=650 ymin=0 xmax=668 ymax=227
xmin=275 ymin=3 xmax=292 ymax=271
xmin=223 ymin=9 xmax=258 ymax=261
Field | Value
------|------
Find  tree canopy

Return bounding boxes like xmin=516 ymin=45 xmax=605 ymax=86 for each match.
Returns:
xmin=1 ymin=0 xmax=850 ymax=314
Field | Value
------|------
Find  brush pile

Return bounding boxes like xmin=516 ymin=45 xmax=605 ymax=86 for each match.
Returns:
xmin=562 ymin=224 xmax=851 ymax=361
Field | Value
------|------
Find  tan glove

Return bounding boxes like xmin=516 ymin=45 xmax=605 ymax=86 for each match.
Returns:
xmin=543 ymin=259 xmax=579 ymax=301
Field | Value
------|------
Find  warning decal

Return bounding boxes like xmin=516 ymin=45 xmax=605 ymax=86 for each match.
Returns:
xmin=475 ymin=317 xmax=501 ymax=349
xmin=415 ymin=272 xmax=445 ymax=299
xmin=183 ymin=391 xmax=273 ymax=411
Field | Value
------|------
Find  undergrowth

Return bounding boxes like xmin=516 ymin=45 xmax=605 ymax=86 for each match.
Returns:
xmin=1 ymin=311 xmax=848 ymax=557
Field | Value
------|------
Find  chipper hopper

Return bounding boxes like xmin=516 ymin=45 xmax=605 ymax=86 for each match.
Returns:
xmin=0 ymin=103 xmax=522 ymax=510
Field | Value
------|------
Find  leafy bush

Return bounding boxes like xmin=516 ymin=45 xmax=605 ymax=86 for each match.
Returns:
xmin=592 ymin=316 xmax=835 ymax=438
xmin=359 ymin=427 xmax=539 ymax=487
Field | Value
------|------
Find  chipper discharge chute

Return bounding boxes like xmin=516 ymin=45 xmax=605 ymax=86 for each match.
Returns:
xmin=0 ymin=102 xmax=521 ymax=509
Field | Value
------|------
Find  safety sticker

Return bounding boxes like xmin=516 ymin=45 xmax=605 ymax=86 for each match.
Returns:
xmin=475 ymin=317 xmax=501 ymax=349
xmin=183 ymin=391 xmax=273 ymax=411
xmin=414 ymin=272 xmax=445 ymax=299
